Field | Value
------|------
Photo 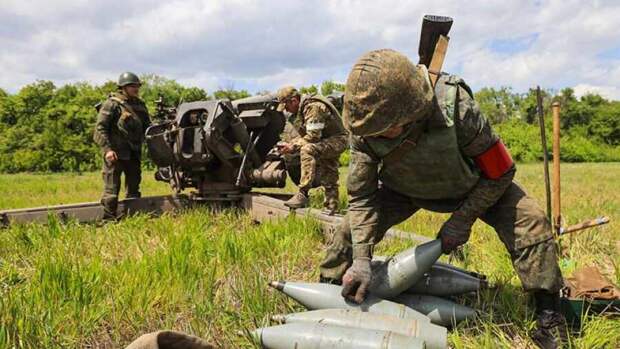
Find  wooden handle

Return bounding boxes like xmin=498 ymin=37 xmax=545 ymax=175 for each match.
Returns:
xmin=428 ymin=35 xmax=449 ymax=87
xmin=551 ymin=102 xmax=562 ymax=233
xmin=559 ymin=216 xmax=610 ymax=236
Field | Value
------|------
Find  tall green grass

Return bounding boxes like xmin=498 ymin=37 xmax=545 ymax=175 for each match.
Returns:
xmin=0 ymin=163 xmax=619 ymax=348
xmin=0 ymin=209 xmax=326 ymax=348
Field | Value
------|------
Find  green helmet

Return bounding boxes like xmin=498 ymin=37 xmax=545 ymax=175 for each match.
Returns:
xmin=342 ymin=49 xmax=434 ymax=136
xmin=118 ymin=72 xmax=141 ymax=87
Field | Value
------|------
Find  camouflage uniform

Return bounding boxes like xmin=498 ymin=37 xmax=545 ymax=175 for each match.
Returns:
xmin=320 ymin=52 xmax=562 ymax=295
xmin=279 ymin=88 xmax=347 ymax=211
xmin=93 ymin=91 xmax=151 ymax=220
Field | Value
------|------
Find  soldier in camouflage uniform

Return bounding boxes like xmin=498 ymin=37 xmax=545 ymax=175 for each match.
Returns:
xmin=276 ymin=86 xmax=347 ymax=214
xmin=93 ymin=72 xmax=151 ymax=221
xmin=319 ymin=50 xmax=567 ymax=348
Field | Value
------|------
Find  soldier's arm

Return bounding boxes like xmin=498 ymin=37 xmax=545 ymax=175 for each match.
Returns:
xmin=301 ymin=102 xmax=329 ymax=143
xmin=141 ymin=101 xmax=152 ymax=132
xmin=93 ymin=100 xmax=118 ymax=153
xmin=454 ymin=84 xmax=515 ymax=221
xmin=347 ymin=137 xmax=381 ymax=259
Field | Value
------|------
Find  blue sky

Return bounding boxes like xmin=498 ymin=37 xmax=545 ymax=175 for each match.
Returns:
xmin=1 ymin=0 xmax=619 ymax=100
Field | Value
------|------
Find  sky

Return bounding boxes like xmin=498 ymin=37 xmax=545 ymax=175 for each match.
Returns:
xmin=1 ymin=0 xmax=619 ymax=100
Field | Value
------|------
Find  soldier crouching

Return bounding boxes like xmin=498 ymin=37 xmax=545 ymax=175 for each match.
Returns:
xmin=319 ymin=49 xmax=567 ymax=348
xmin=275 ymin=86 xmax=347 ymax=214
xmin=93 ymin=72 xmax=151 ymax=221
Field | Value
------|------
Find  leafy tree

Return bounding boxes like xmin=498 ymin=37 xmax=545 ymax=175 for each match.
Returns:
xmin=140 ymin=74 xmax=209 ymax=111
xmin=588 ymin=102 xmax=620 ymax=145
xmin=474 ymin=87 xmax=522 ymax=124
xmin=1 ymin=77 xmax=619 ymax=173
xmin=212 ymin=88 xmax=250 ymax=101
xmin=299 ymin=85 xmax=318 ymax=95
xmin=557 ymin=89 xmax=598 ymax=130
xmin=321 ymin=81 xmax=345 ymax=96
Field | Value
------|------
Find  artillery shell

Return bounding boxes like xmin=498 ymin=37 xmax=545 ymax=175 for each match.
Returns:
xmin=393 ymin=294 xmax=476 ymax=327
xmin=252 ymin=322 xmax=426 ymax=349
xmin=272 ymin=309 xmax=446 ymax=349
xmin=405 ymin=263 xmax=487 ymax=296
xmin=370 ymin=239 xmax=443 ymax=298
xmin=268 ymin=281 xmax=430 ymax=322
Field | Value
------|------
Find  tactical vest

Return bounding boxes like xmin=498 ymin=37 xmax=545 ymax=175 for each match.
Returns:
xmin=297 ymin=94 xmax=347 ymax=139
xmin=364 ymin=75 xmax=480 ymax=200
xmin=109 ymin=93 xmax=148 ymax=151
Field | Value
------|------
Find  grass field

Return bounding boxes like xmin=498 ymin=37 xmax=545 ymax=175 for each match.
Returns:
xmin=0 ymin=163 xmax=618 ymax=348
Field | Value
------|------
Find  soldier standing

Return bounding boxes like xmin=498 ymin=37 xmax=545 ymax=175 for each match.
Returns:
xmin=319 ymin=50 xmax=567 ymax=348
xmin=93 ymin=72 xmax=151 ymax=221
xmin=276 ymin=86 xmax=347 ymax=214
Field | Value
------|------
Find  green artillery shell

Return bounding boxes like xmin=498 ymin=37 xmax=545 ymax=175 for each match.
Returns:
xmin=269 ymin=281 xmax=430 ymax=323
xmin=393 ymin=294 xmax=476 ymax=327
xmin=434 ymin=261 xmax=487 ymax=280
xmin=252 ymin=322 xmax=426 ymax=349
xmin=372 ymin=257 xmax=487 ymax=282
xmin=405 ymin=263 xmax=487 ymax=296
xmin=370 ymin=239 xmax=443 ymax=298
xmin=272 ymin=309 xmax=446 ymax=349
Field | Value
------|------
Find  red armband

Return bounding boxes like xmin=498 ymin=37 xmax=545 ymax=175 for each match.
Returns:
xmin=474 ymin=140 xmax=513 ymax=179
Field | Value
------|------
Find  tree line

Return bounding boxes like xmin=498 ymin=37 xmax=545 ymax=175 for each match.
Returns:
xmin=0 ymin=76 xmax=618 ymax=173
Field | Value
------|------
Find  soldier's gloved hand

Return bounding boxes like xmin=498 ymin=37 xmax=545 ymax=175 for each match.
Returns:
xmin=438 ymin=213 xmax=475 ymax=254
xmin=277 ymin=142 xmax=299 ymax=155
xmin=341 ymin=257 xmax=372 ymax=304
xmin=105 ymin=150 xmax=118 ymax=163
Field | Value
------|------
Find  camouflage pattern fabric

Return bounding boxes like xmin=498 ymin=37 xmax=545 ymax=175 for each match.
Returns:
xmin=320 ymin=182 xmax=563 ymax=293
xmin=343 ymin=49 xmax=434 ymax=136
xmin=346 ymin=75 xmax=503 ymax=257
xmin=94 ymin=91 xmax=151 ymax=159
xmin=101 ymin=157 xmax=142 ymax=219
xmin=323 ymin=50 xmax=563 ymax=293
xmin=297 ymin=136 xmax=347 ymax=207
xmin=94 ymin=91 xmax=151 ymax=219
xmin=288 ymin=95 xmax=347 ymax=208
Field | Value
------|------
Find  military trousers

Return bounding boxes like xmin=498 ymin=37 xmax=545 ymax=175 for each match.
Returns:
xmin=298 ymin=135 xmax=347 ymax=208
xmin=319 ymin=182 xmax=563 ymax=293
xmin=100 ymin=156 xmax=142 ymax=220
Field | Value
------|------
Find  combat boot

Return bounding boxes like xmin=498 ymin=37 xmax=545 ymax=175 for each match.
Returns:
xmin=323 ymin=200 xmax=338 ymax=215
xmin=101 ymin=197 xmax=119 ymax=222
xmin=284 ymin=191 xmax=309 ymax=209
xmin=323 ymin=187 xmax=339 ymax=215
xmin=531 ymin=291 xmax=569 ymax=349
xmin=531 ymin=310 xmax=569 ymax=348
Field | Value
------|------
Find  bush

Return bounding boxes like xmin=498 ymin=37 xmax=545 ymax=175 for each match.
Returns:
xmin=1 ymin=79 xmax=618 ymax=173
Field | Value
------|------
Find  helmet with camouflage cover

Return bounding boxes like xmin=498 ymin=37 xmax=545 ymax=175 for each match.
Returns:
xmin=343 ymin=49 xmax=434 ymax=136
xmin=276 ymin=86 xmax=300 ymax=112
xmin=118 ymin=72 xmax=142 ymax=87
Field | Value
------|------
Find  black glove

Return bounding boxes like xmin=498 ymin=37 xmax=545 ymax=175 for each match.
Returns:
xmin=341 ymin=258 xmax=372 ymax=304
xmin=438 ymin=213 xmax=475 ymax=254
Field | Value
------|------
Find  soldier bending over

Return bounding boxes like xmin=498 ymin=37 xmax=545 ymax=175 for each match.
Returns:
xmin=319 ymin=50 xmax=567 ymax=348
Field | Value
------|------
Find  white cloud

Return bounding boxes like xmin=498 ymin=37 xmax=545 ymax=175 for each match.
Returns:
xmin=574 ymin=84 xmax=620 ymax=100
xmin=0 ymin=0 xmax=618 ymax=100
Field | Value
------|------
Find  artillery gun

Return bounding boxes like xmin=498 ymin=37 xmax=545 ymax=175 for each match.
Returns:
xmin=145 ymin=94 xmax=288 ymax=202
